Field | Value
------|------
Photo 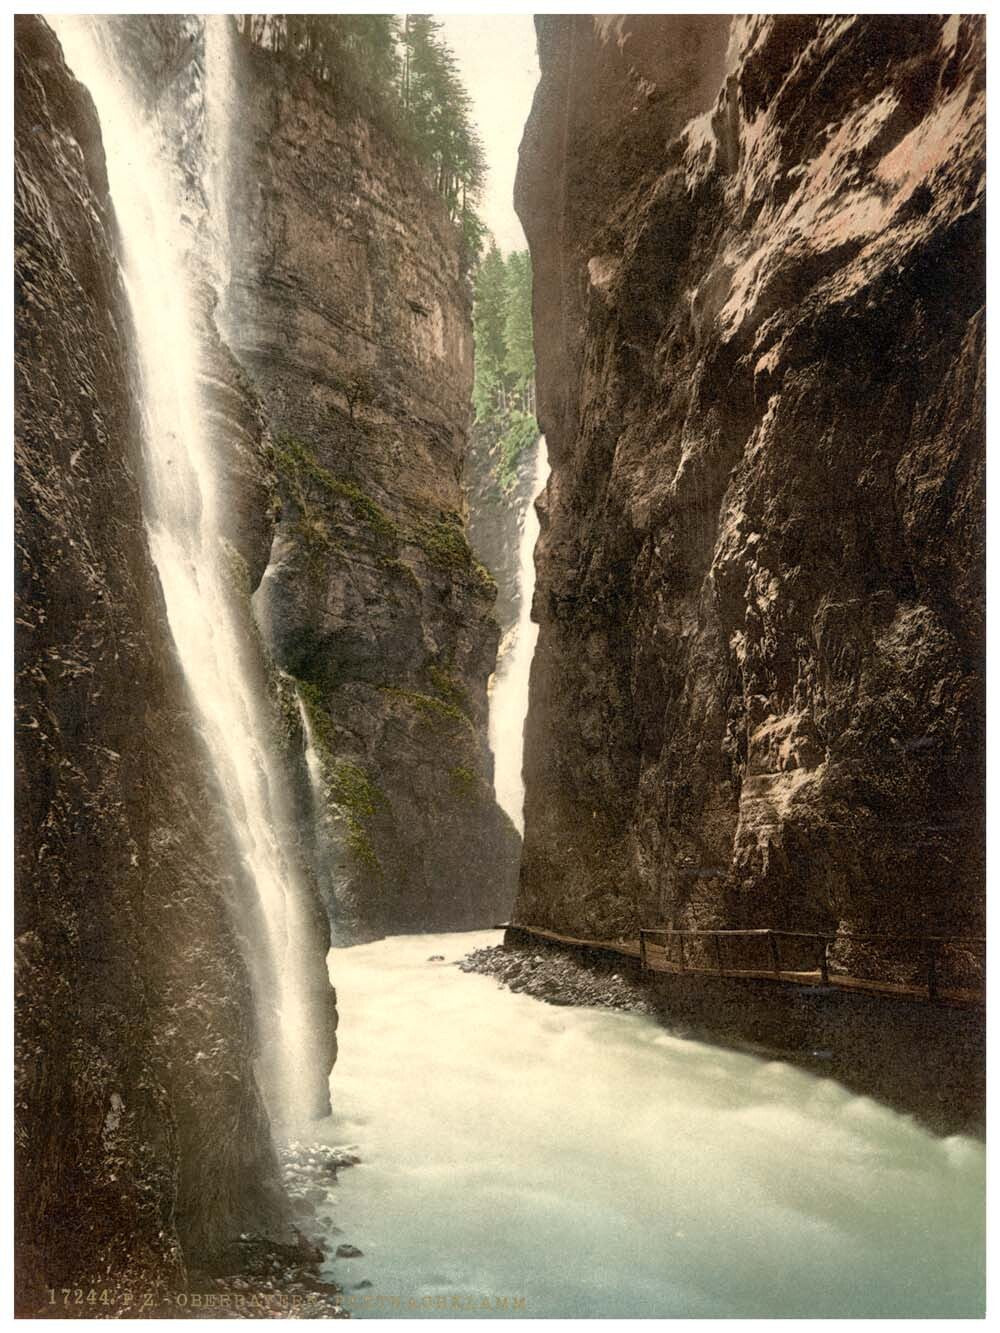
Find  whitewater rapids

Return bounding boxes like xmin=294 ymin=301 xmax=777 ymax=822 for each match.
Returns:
xmin=301 ymin=931 xmax=984 ymax=1319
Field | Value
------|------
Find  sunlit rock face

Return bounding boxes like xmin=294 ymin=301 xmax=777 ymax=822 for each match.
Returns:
xmin=14 ymin=17 xmax=291 ymax=1311
xmin=219 ymin=36 xmax=520 ymax=941
xmin=516 ymin=16 xmax=985 ymax=942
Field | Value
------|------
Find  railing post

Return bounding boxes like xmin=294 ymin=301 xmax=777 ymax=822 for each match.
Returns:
xmin=639 ymin=930 xmax=647 ymax=973
xmin=713 ymin=932 xmax=724 ymax=975
xmin=768 ymin=930 xmax=781 ymax=977
xmin=927 ymin=940 xmax=938 ymax=1000
xmin=819 ymin=938 xmax=829 ymax=985
xmin=677 ymin=933 xmax=686 ymax=973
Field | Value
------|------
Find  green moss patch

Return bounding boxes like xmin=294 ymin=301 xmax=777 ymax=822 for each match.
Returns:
xmin=414 ymin=514 xmax=471 ymax=570
xmin=449 ymin=764 xmax=483 ymax=804
xmin=381 ymin=686 xmax=471 ymax=731
xmin=427 ymin=664 xmax=470 ymax=714
xmin=273 ymin=435 xmax=397 ymax=547
xmin=412 ymin=513 xmax=497 ymax=601
xmin=296 ymin=680 xmax=385 ymax=877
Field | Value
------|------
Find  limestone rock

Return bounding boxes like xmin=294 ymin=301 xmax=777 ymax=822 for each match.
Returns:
xmin=222 ymin=35 xmax=520 ymax=940
xmin=515 ymin=16 xmax=985 ymax=952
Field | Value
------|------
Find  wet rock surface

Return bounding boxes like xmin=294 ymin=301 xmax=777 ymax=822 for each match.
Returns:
xmin=461 ymin=944 xmax=653 ymax=1015
xmin=515 ymin=16 xmax=985 ymax=961
xmin=186 ymin=1232 xmax=346 ymax=1320
xmin=14 ymin=16 xmax=294 ymax=1311
xmin=224 ymin=36 xmax=521 ymax=942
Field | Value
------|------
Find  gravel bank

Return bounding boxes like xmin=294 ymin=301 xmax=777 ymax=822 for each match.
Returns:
xmin=460 ymin=940 xmax=654 ymax=1016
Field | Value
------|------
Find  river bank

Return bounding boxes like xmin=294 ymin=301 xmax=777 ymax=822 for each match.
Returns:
xmin=463 ymin=932 xmax=985 ymax=1139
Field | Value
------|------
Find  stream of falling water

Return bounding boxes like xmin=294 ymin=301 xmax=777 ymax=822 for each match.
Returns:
xmin=50 ymin=15 xmax=323 ymax=1129
xmin=44 ymin=19 xmax=985 ymax=1319
xmin=488 ymin=437 xmax=549 ymax=832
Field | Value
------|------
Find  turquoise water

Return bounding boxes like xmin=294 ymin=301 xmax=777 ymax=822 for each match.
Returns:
xmin=304 ymin=931 xmax=984 ymax=1318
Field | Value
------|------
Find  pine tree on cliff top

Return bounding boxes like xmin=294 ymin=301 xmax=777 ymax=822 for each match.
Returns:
xmin=238 ymin=13 xmax=484 ymax=239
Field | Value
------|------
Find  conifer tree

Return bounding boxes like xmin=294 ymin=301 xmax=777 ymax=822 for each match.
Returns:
xmin=473 ymin=241 xmax=509 ymax=417
xmin=471 ymin=240 xmax=538 ymax=490
xmin=503 ymin=251 xmax=535 ymax=411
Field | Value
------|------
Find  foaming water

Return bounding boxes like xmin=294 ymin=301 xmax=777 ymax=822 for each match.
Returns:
xmin=488 ymin=438 xmax=549 ymax=831
xmin=51 ymin=16 xmax=324 ymax=1127
xmin=308 ymin=932 xmax=983 ymax=1318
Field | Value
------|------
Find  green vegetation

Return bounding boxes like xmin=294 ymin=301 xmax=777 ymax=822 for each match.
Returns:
xmin=472 ymin=242 xmax=538 ymax=490
xmin=449 ymin=765 xmax=482 ymax=804
xmin=427 ymin=664 xmax=469 ymax=714
xmin=331 ymin=366 xmax=377 ymax=423
xmin=297 ymin=680 xmax=384 ymax=876
xmin=236 ymin=14 xmax=487 ymax=264
xmin=415 ymin=514 xmax=473 ymax=571
xmin=399 ymin=16 xmax=485 ymax=223
xmin=382 ymin=686 xmax=469 ymax=730
xmin=272 ymin=435 xmax=397 ymax=547
xmin=413 ymin=513 xmax=497 ymax=601
xmin=496 ymin=412 xmax=540 ymax=491
xmin=329 ymin=758 xmax=381 ymax=821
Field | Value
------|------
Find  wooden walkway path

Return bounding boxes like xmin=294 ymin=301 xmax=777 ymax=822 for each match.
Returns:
xmin=509 ymin=924 xmax=985 ymax=1007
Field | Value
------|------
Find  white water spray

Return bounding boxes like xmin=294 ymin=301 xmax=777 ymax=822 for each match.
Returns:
xmin=51 ymin=16 xmax=324 ymax=1128
xmin=201 ymin=16 xmax=235 ymax=321
xmin=488 ymin=437 xmax=549 ymax=832
xmin=317 ymin=932 xmax=985 ymax=1319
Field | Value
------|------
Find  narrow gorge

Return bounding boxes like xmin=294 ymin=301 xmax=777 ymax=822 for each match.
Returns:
xmin=14 ymin=12 xmax=985 ymax=1321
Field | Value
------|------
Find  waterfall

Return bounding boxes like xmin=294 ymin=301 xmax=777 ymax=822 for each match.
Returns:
xmin=488 ymin=437 xmax=549 ymax=832
xmin=201 ymin=16 xmax=235 ymax=315
xmin=50 ymin=16 xmax=325 ymax=1129
xmin=295 ymin=688 xmax=327 ymax=805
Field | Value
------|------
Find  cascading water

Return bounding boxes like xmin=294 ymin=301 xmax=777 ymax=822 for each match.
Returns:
xmin=488 ymin=436 xmax=549 ymax=832
xmin=294 ymin=686 xmax=327 ymax=807
xmin=50 ymin=15 xmax=325 ymax=1129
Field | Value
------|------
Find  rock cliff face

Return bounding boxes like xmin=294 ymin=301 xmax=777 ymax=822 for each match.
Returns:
xmin=516 ymin=16 xmax=985 ymax=952
xmin=465 ymin=423 xmax=539 ymax=635
xmin=14 ymin=17 xmax=295 ymax=1311
xmin=223 ymin=36 xmax=520 ymax=941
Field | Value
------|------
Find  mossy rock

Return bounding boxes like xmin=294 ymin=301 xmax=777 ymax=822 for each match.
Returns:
xmin=328 ymin=759 xmax=382 ymax=821
xmin=273 ymin=435 xmax=397 ymax=547
xmin=219 ymin=537 xmax=253 ymax=600
xmin=295 ymin=680 xmax=386 ymax=878
xmin=412 ymin=514 xmax=497 ymax=602
xmin=381 ymin=686 xmax=471 ymax=732
xmin=449 ymin=765 xmax=483 ymax=805
xmin=427 ymin=664 xmax=470 ymax=714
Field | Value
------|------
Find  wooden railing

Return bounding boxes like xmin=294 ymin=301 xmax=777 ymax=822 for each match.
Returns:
xmin=638 ymin=927 xmax=985 ymax=1003
xmin=507 ymin=924 xmax=984 ymax=1005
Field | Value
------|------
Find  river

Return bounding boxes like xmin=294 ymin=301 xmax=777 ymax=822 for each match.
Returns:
xmin=294 ymin=931 xmax=984 ymax=1319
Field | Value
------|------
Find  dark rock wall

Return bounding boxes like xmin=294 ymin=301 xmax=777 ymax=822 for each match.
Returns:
xmin=516 ymin=16 xmax=985 ymax=947
xmin=14 ymin=16 xmax=293 ymax=1312
xmin=224 ymin=38 xmax=520 ymax=941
